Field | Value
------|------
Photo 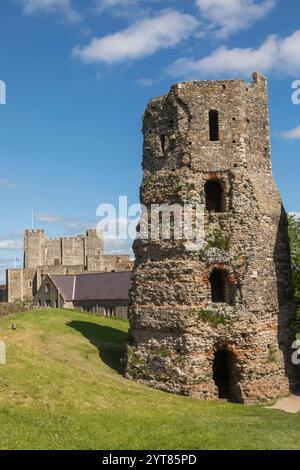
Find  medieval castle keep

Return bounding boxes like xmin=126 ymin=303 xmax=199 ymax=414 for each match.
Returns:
xmin=125 ymin=73 xmax=297 ymax=404
xmin=7 ymin=229 xmax=131 ymax=303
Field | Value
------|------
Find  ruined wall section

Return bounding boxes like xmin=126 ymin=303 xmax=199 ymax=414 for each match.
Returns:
xmin=126 ymin=73 xmax=296 ymax=404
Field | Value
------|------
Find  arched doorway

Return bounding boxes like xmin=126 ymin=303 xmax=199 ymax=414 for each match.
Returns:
xmin=210 ymin=269 xmax=227 ymax=303
xmin=213 ymin=348 xmax=240 ymax=402
xmin=204 ymin=180 xmax=224 ymax=212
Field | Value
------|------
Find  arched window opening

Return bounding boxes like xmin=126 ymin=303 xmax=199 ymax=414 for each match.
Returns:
xmin=210 ymin=269 xmax=226 ymax=303
xmin=209 ymin=110 xmax=219 ymax=141
xmin=205 ymin=180 xmax=224 ymax=212
xmin=213 ymin=349 xmax=241 ymax=402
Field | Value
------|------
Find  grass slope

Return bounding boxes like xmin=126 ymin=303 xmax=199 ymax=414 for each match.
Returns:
xmin=0 ymin=308 xmax=299 ymax=450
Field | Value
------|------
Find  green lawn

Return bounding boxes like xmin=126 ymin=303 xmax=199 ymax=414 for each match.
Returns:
xmin=0 ymin=308 xmax=299 ymax=450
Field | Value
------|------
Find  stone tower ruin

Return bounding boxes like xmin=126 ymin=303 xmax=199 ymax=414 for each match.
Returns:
xmin=126 ymin=72 xmax=297 ymax=404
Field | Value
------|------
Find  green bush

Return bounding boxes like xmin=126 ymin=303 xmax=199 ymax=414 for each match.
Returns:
xmin=206 ymin=229 xmax=230 ymax=251
xmin=266 ymin=347 xmax=277 ymax=364
xmin=288 ymin=215 xmax=300 ymax=332
xmin=197 ymin=309 xmax=227 ymax=327
xmin=152 ymin=347 xmax=171 ymax=358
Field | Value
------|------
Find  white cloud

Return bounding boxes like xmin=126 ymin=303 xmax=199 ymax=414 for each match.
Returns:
xmin=0 ymin=239 xmax=23 ymax=250
xmin=35 ymin=212 xmax=62 ymax=223
xmin=195 ymin=0 xmax=275 ymax=36
xmin=167 ymin=30 xmax=300 ymax=78
xmin=34 ymin=212 xmax=96 ymax=233
xmin=64 ymin=219 xmax=93 ymax=231
xmin=94 ymin=0 xmax=168 ymax=15
xmin=17 ymin=0 xmax=82 ymax=24
xmin=168 ymin=35 xmax=278 ymax=77
xmin=137 ymin=78 xmax=156 ymax=87
xmin=0 ymin=179 xmax=18 ymax=190
xmin=72 ymin=10 xmax=198 ymax=64
xmin=281 ymin=126 xmax=300 ymax=140
xmin=278 ymin=30 xmax=300 ymax=75
xmin=94 ymin=0 xmax=137 ymax=13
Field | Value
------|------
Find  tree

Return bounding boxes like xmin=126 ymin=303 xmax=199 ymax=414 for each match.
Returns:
xmin=288 ymin=215 xmax=300 ymax=321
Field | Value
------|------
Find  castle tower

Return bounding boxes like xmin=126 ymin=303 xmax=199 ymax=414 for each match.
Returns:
xmin=24 ymin=230 xmax=45 ymax=269
xmin=85 ymin=229 xmax=105 ymax=271
xmin=125 ymin=73 xmax=297 ymax=404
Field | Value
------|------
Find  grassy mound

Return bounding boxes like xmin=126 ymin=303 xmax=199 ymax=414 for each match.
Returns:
xmin=0 ymin=309 xmax=299 ymax=450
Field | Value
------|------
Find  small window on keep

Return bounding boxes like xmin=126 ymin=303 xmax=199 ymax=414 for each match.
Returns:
xmin=209 ymin=110 xmax=219 ymax=141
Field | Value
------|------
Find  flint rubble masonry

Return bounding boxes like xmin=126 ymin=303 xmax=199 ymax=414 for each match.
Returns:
xmin=125 ymin=72 xmax=297 ymax=404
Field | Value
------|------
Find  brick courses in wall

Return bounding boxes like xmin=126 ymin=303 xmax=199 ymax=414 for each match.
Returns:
xmin=125 ymin=72 xmax=297 ymax=404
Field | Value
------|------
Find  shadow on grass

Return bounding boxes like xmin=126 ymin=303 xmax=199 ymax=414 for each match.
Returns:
xmin=67 ymin=320 xmax=128 ymax=374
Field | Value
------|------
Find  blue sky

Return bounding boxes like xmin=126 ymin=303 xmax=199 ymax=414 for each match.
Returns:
xmin=0 ymin=0 xmax=300 ymax=281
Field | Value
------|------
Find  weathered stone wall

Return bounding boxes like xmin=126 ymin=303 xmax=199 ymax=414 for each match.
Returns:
xmin=35 ymin=276 xmax=63 ymax=308
xmin=45 ymin=238 xmax=62 ymax=266
xmin=42 ymin=265 xmax=84 ymax=275
xmin=24 ymin=230 xmax=45 ymax=269
xmin=72 ymin=300 xmax=129 ymax=318
xmin=101 ymin=255 xmax=133 ymax=273
xmin=125 ymin=73 xmax=297 ymax=404
xmin=0 ymin=302 xmax=34 ymax=317
xmin=61 ymin=237 xmax=84 ymax=267
xmin=24 ymin=229 xmax=105 ymax=270
xmin=7 ymin=268 xmax=37 ymax=303
xmin=85 ymin=228 xmax=105 ymax=272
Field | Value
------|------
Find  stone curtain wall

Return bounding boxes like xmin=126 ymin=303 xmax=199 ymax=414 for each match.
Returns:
xmin=0 ymin=304 xmax=33 ymax=316
xmin=125 ymin=73 xmax=297 ymax=404
xmin=7 ymin=268 xmax=37 ymax=303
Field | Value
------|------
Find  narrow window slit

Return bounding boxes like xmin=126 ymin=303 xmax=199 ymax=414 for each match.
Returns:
xmin=160 ymin=134 xmax=166 ymax=155
xmin=209 ymin=110 xmax=219 ymax=141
